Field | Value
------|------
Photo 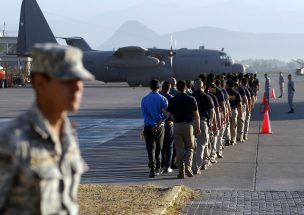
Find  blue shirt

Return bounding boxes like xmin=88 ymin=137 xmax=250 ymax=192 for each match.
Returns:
xmin=141 ymin=91 xmax=168 ymax=126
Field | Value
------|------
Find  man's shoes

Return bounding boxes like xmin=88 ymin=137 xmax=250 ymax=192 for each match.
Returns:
xmin=225 ymin=140 xmax=231 ymax=146
xmin=278 ymin=95 xmax=282 ymax=98
xmin=230 ymin=141 xmax=236 ymax=145
xmin=163 ymin=167 xmax=173 ymax=173
xmin=201 ymin=164 xmax=209 ymax=170
xmin=201 ymin=160 xmax=211 ymax=170
xmin=243 ymin=135 xmax=248 ymax=140
xmin=237 ymin=138 xmax=245 ymax=143
xmin=155 ymin=168 xmax=163 ymax=175
xmin=288 ymin=109 xmax=294 ymax=113
xmin=149 ymin=170 xmax=156 ymax=178
xmin=193 ymin=169 xmax=201 ymax=175
xmin=210 ymin=158 xmax=218 ymax=164
xmin=171 ymin=163 xmax=177 ymax=169
xmin=185 ymin=168 xmax=193 ymax=177
xmin=217 ymin=152 xmax=224 ymax=158
xmin=177 ymin=171 xmax=185 ymax=179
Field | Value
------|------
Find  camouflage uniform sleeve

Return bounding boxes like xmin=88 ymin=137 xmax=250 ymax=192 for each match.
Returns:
xmin=0 ymin=129 xmax=18 ymax=211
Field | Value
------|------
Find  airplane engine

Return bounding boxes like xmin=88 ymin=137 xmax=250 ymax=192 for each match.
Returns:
xmin=108 ymin=56 xmax=162 ymax=68
xmin=231 ymin=63 xmax=245 ymax=74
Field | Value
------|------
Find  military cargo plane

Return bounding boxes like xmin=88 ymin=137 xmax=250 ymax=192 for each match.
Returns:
xmin=17 ymin=0 xmax=244 ymax=87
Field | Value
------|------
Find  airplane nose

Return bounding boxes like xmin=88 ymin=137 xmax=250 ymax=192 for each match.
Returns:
xmin=231 ymin=63 xmax=245 ymax=74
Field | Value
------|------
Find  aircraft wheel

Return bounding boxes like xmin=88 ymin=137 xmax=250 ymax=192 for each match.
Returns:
xmin=128 ymin=82 xmax=140 ymax=87
xmin=141 ymin=82 xmax=150 ymax=87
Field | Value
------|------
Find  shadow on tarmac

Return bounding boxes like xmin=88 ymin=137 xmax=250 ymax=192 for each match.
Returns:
xmin=73 ymin=108 xmax=143 ymax=119
xmin=251 ymin=101 xmax=304 ymax=122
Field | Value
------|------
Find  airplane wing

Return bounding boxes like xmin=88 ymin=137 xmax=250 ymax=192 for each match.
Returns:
xmin=62 ymin=37 xmax=94 ymax=51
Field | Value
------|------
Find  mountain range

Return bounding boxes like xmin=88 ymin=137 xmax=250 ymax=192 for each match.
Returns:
xmin=98 ymin=20 xmax=304 ymax=61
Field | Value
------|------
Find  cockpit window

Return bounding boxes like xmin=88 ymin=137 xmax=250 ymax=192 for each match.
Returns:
xmin=219 ymin=53 xmax=228 ymax=60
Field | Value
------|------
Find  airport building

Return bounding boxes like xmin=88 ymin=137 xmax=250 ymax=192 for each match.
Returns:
xmin=0 ymin=35 xmax=31 ymax=87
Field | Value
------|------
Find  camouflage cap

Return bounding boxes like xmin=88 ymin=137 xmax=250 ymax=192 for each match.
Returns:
xmin=31 ymin=43 xmax=95 ymax=80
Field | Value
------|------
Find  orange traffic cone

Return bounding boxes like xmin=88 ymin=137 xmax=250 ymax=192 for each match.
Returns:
xmin=263 ymin=93 xmax=267 ymax=105
xmin=264 ymin=100 xmax=269 ymax=112
xmin=271 ymin=88 xmax=276 ymax=98
xmin=260 ymin=110 xmax=272 ymax=134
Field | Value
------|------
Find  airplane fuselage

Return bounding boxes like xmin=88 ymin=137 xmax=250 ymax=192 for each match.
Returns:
xmin=83 ymin=48 xmax=242 ymax=86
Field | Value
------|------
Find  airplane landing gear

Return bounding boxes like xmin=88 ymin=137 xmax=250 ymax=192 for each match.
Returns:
xmin=141 ymin=82 xmax=150 ymax=87
xmin=128 ymin=82 xmax=140 ymax=87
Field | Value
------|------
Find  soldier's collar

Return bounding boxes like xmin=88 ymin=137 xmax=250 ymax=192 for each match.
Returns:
xmin=29 ymin=104 xmax=69 ymax=142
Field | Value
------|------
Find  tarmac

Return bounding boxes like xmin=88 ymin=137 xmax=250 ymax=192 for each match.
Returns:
xmin=1 ymin=74 xmax=304 ymax=214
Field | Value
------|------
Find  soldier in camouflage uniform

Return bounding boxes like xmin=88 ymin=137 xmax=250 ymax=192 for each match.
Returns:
xmin=0 ymin=43 xmax=94 ymax=215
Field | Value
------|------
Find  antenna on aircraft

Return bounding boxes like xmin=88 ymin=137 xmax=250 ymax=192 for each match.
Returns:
xmin=2 ymin=22 xmax=6 ymax=36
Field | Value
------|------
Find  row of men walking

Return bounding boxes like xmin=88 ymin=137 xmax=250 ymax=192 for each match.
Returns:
xmin=141 ymin=73 xmax=258 ymax=179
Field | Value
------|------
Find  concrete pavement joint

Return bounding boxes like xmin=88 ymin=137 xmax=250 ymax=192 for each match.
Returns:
xmin=253 ymin=103 xmax=263 ymax=192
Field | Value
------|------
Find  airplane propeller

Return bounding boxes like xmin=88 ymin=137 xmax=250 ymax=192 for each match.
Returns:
xmin=169 ymin=35 xmax=175 ymax=68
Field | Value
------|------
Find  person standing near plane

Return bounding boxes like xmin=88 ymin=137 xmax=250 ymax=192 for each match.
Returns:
xmin=166 ymin=80 xmax=201 ymax=179
xmin=141 ymin=79 xmax=168 ymax=178
xmin=192 ymin=79 xmax=215 ymax=175
xmin=278 ymin=72 xmax=284 ymax=98
xmin=264 ymin=73 xmax=271 ymax=103
xmin=287 ymin=74 xmax=295 ymax=113
xmin=159 ymin=81 xmax=174 ymax=173
xmin=0 ymin=44 xmax=95 ymax=215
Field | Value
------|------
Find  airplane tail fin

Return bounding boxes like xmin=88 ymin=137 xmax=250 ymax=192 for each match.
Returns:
xmin=17 ymin=0 xmax=57 ymax=56
xmin=63 ymin=37 xmax=93 ymax=51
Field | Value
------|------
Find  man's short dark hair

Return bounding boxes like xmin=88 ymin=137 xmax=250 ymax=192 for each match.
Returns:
xmin=207 ymin=73 xmax=215 ymax=83
xmin=241 ymin=77 xmax=248 ymax=85
xmin=215 ymin=79 xmax=221 ymax=87
xmin=226 ymin=80 xmax=234 ymax=88
xmin=150 ymin=79 xmax=160 ymax=91
xmin=232 ymin=75 xmax=238 ymax=83
xmin=162 ymin=81 xmax=170 ymax=92
xmin=185 ymin=80 xmax=192 ymax=88
xmin=176 ymin=80 xmax=186 ymax=92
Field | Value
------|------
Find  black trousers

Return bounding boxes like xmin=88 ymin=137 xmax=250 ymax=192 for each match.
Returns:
xmin=144 ymin=125 xmax=164 ymax=170
xmin=161 ymin=122 xmax=174 ymax=168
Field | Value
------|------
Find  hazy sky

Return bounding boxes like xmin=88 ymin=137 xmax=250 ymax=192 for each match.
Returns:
xmin=2 ymin=0 xmax=304 ymax=48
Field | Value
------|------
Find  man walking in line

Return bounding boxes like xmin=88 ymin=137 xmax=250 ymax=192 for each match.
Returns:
xmin=168 ymin=77 xmax=179 ymax=96
xmin=160 ymin=81 xmax=174 ymax=173
xmin=141 ymin=79 xmax=168 ymax=178
xmin=287 ymin=74 xmax=295 ymax=113
xmin=278 ymin=72 xmax=284 ymax=98
xmin=166 ymin=80 xmax=201 ymax=179
xmin=192 ymin=79 xmax=214 ymax=175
